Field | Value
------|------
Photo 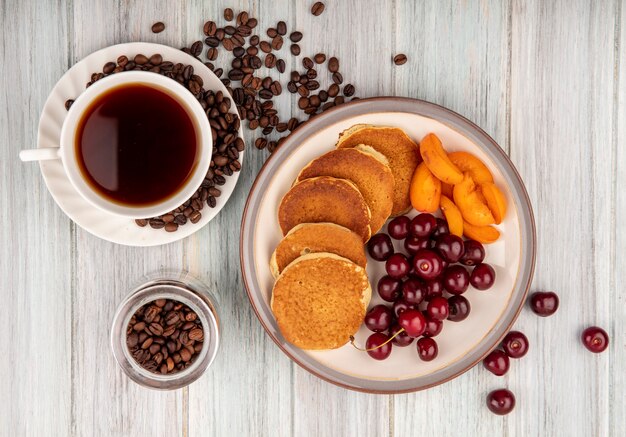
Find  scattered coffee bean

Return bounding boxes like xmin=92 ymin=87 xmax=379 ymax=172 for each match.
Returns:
xmin=290 ymin=44 xmax=301 ymax=56
xmin=276 ymin=21 xmax=287 ymax=36
xmin=332 ymin=72 xmax=343 ymax=84
xmin=314 ymin=53 xmax=326 ymax=64
xmin=276 ymin=59 xmax=286 ymax=73
xmin=393 ymin=53 xmax=407 ymax=65
xmin=328 ymin=56 xmax=339 ymax=72
xmin=224 ymin=8 xmax=234 ymax=21
xmin=311 ymin=2 xmax=325 ymax=16
xmin=151 ymin=22 xmax=165 ymax=34
xmin=289 ymin=31 xmax=303 ymax=42
xmin=343 ymin=84 xmax=355 ymax=97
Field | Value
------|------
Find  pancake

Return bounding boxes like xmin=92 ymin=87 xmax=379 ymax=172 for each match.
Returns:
xmin=278 ymin=176 xmax=372 ymax=242
xmin=270 ymin=222 xmax=367 ymax=278
xmin=336 ymin=124 xmax=421 ymax=215
xmin=295 ymin=148 xmax=394 ymax=234
xmin=271 ymin=253 xmax=371 ymax=350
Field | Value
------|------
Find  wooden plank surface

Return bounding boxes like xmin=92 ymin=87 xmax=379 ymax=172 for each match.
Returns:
xmin=0 ymin=0 xmax=624 ymax=436
xmin=0 ymin=0 xmax=73 ymax=435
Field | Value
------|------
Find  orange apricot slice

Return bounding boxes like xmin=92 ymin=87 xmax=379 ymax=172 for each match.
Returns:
xmin=453 ymin=173 xmax=495 ymax=226
xmin=481 ymin=182 xmax=507 ymax=224
xmin=441 ymin=182 xmax=454 ymax=198
xmin=463 ymin=221 xmax=500 ymax=244
xmin=410 ymin=162 xmax=441 ymax=213
xmin=439 ymin=195 xmax=463 ymax=237
xmin=448 ymin=151 xmax=494 ymax=184
xmin=419 ymin=133 xmax=463 ymax=185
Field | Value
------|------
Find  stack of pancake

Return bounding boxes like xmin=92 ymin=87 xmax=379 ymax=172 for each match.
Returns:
xmin=270 ymin=124 xmax=421 ymax=350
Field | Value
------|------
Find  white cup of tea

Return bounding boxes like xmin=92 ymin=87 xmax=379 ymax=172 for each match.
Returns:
xmin=19 ymin=71 xmax=213 ymax=219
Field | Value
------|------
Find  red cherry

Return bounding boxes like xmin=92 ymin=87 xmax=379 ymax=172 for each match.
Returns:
xmin=447 ymin=295 xmax=471 ymax=321
xmin=392 ymin=299 xmax=415 ymax=318
xmin=398 ymin=309 xmax=426 ymax=337
xmin=364 ymin=305 xmax=394 ymax=332
xmin=470 ymin=263 xmax=496 ymax=290
xmin=417 ymin=337 xmax=438 ymax=361
xmin=502 ymin=331 xmax=529 ymax=358
xmin=483 ymin=349 xmax=510 ymax=376
xmin=367 ymin=233 xmax=394 ymax=261
xmin=459 ymin=239 xmax=485 ymax=266
xmin=410 ymin=213 xmax=437 ymax=238
xmin=431 ymin=218 xmax=450 ymax=239
xmin=486 ymin=389 xmax=515 ymax=415
xmin=529 ymin=291 xmax=559 ymax=317
xmin=365 ymin=333 xmax=392 ymax=360
xmin=426 ymin=296 xmax=449 ymax=321
xmin=442 ymin=265 xmax=470 ymax=295
xmin=389 ymin=323 xmax=415 ymax=347
xmin=385 ymin=253 xmax=410 ymax=279
xmin=387 ymin=216 xmax=410 ymax=239
xmin=412 ymin=249 xmax=444 ymax=280
xmin=434 ymin=234 xmax=464 ymax=263
xmin=581 ymin=326 xmax=609 ymax=353
xmin=377 ymin=276 xmax=402 ymax=302
xmin=425 ymin=277 xmax=444 ymax=298
xmin=423 ymin=316 xmax=443 ymax=337
xmin=402 ymin=276 xmax=427 ymax=305
xmin=404 ymin=235 xmax=430 ymax=255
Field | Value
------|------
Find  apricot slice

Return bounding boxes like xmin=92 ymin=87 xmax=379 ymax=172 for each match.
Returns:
xmin=463 ymin=221 xmax=500 ymax=244
xmin=448 ymin=152 xmax=494 ymax=184
xmin=453 ymin=173 xmax=495 ymax=226
xmin=410 ymin=162 xmax=441 ymax=213
xmin=439 ymin=195 xmax=463 ymax=237
xmin=441 ymin=182 xmax=454 ymax=198
xmin=419 ymin=133 xmax=463 ymax=185
xmin=481 ymin=182 xmax=507 ymax=224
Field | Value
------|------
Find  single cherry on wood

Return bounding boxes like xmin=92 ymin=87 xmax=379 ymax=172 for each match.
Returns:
xmin=486 ymin=389 xmax=516 ymax=415
xmin=529 ymin=291 xmax=559 ymax=317
xmin=581 ymin=326 xmax=609 ymax=353
xmin=483 ymin=349 xmax=510 ymax=376
xmin=502 ymin=331 xmax=529 ymax=358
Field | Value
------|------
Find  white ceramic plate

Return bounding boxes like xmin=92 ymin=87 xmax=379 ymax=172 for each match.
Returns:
xmin=241 ymin=97 xmax=535 ymax=393
xmin=36 ymin=42 xmax=244 ymax=246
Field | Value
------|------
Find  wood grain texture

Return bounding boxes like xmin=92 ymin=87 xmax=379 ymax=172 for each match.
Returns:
xmin=1 ymin=0 xmax=624 ymax=436
xmin=0 ymin=0 xmax=73 ymax=435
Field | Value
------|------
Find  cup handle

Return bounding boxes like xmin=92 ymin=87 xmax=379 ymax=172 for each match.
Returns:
xmin=19 ymin=147 xmax=62 ymax=162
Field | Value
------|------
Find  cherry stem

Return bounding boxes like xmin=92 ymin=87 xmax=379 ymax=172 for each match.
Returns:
xmin=349 ymin=328 xmax=405 ymax=352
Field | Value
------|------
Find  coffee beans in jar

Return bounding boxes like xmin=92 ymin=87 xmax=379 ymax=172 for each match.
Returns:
xmin=127 ymin=298 xmax=204 ymax=375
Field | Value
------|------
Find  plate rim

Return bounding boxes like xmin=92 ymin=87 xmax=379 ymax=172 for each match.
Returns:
xmin=36 ymin=41 xmax=244 ymax=247
xmin=240 ymin=96 xmax=536 ymax=394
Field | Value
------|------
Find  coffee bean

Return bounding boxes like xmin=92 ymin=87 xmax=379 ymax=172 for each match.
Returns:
xmin=255 ymin=138 xmax=268 ymax=150
xmin=328 ymin=83 xmax=340 ymax=97
xmin=134 ymin=54 xmax=149 ymax=65
xmin=149 ymin=219 xmax=165 ymax=229
xmin=205 ymin=36 xmax=219 ymax=48
xmin=237 ymin=25 xmax=252 ymax=37
xmin=271 ymin=35 xmax=284 ymax=50
xmin=277 ymin=21 xmax=287 ymax=36
xmin=298 ymin=97 xmax=310 ymax=109
xmin=332 ymin=72 xmax=343 ymax=84
xmin=290 ymin=44 xmax=301 ymax=56
xmin=311 ymin=2 xmax=325 ymax=16
xmin=203 ymin=21 xmax=217 ymax=36
xmin=222 ymin=38 xmax=234 ymax=51
xmin=233 ymin=46 xmax=245 ymax=58
xmin=151 ymin=22 xmax=165 ymax=33
xmin=290 ymin=31 xmax=303 ymax=42
xmin=267 ymin=27 xmax=278 ymax=38
xmin=228 ymin=69 xmax=244 ymax=81
xmin=302 ymin=57 xmax=314 ymax=69
xmin=103 ymin=62 xmax=116 ymax=74
xmin=237 ymin=11 xmax=248 ymax=26
xmin=328 ymin=56 xmax=339 ymax=72
xmin=224 ymin=8 xmax=234 ymax=21
xmin=165 ymin=223 xmax=178 ymax=232
xmin=287 ymin=81 xmax=297 ymax=93
xmin=224 ymin=25 xmax=236 ymax=36
xmin=191 ymin=41 xmax=203 ymax=56
xmin=207 ymin=47 xmax=218 ymax=61
xmin=265 ymin=53 xmax=276 ymax=68
xmin=276 ymin=59 xmax=286 ymax=73
xmin=259 ymin=41 xmax=272 ymax=53
xmin=393 ymin=53 xmax=407 ymax=65
xmin=343 ymin=84 xmax=355 ymax=97
xmin=135 ymin=219 xmax=147 ymax=227
xmin=314 ymin=53 xmax=326 ymax=64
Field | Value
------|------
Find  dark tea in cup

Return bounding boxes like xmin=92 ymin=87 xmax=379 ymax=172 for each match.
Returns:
xmin=75 ymin=83 xmax=199 ymax=206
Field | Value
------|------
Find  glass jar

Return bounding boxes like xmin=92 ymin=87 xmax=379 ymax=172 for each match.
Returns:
xmin=110 ymin=271 xmax=220 ymax=390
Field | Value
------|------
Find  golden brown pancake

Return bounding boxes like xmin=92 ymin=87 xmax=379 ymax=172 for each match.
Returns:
xmin=270 ymin=222 xmax=367 ymax=278
xmin=271 ymin=253 xmax=371 ymax=350
xmin=295 ymin=148 xmax=394 ymax=234
xmin=278 ymin=176 xmax=372 ymax=242
xmin=336 ymin=124 xmax=421 ymax=215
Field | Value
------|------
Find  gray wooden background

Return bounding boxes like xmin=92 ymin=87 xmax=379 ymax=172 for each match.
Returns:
xmin=1 ymin=0 xmax=624 ymax=436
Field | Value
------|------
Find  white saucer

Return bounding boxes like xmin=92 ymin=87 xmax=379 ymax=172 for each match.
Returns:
xmin=36 ymin=42 xmax=244 ymax=246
